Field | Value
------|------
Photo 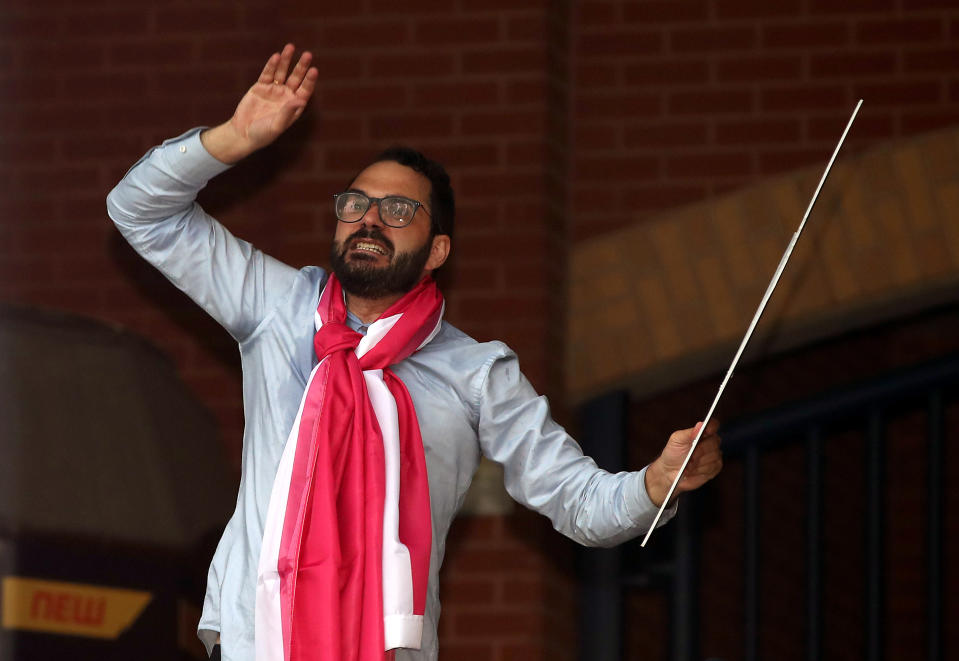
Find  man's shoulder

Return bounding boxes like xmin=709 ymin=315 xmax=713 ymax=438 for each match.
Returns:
xmin=427 ymin=321 xmax=513 ymax=362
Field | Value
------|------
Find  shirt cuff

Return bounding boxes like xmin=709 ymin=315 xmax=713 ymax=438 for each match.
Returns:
xmin=626 ymin=466 xmax=678 ymax=530
xmin=157 ymin=127 xmax=233 ymax=183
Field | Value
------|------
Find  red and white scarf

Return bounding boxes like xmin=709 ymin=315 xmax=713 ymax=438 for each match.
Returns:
xmin=255 ymin=275 xmax=441 ymax=661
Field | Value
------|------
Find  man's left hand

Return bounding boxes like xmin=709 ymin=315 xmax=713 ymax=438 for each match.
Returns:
xmin=645 ymin=420 xmax=723 ymax=507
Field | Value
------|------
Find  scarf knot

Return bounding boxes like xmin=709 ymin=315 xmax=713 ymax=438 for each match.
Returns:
xmin=314 ymin=320 xmax=362 ymax=360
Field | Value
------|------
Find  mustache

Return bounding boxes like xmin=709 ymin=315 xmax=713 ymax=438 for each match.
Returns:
xmin=343 ymin=227 xmax=395 ymax=254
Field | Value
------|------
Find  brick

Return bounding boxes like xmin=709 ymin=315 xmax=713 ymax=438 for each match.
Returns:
xmin=809 ymin=52 xmax=897 ymax=78
xmin=891 ymin=0 xmax=954 ymax=6
xmin=574 ymin=1 xmax=617 ymax=26
xmin=454 ymin=610 xmax=540 ymax=637
xmin=19 ymin=40 xmax=106 ymax=71
xmin=716 ymin=55 xmax=802 ymax=83
xmin=852 ymin=81 xmax=942 ymax=107
xmin=855 ymin=17 xmax=944 ymax=45
xmin=462 ymin=48 xmax=547 ymax=75
xmin=760 ymin=86 xmax=846 ymax=111
xmin=623 ymin=1 xmax=709 ymax=23
xmin=60 ymin=134 xmax=147 ymax=161
xmin=901 ymin=110 xmax=959 ymax=133
xmin=62 ymin=72 xmax=148 ymax=100
xmin=443 ymin=578 xmax=497 ymax=603
xmin=623 ymin=122 xmax=707 ymax=148
xmin=668 ymin=89 xmax=753 ymax=115
xmin=459 ymin=173 xmax=542 ymax=202
xmin=66 ymin=9 xmax=149 ymax=37
xmin=575 ymin=155 xmax=659 ymax=182
xmin=506 ymin=140 xmax=544 ymax=167
xmin=576 ymin=92 xmax=662 ymax=119
xmin=321 ymin=19 xmax=411 ymax=49
xmin=575 ymin=62 xmax=618 ymax=88
xmin=716 ymin=0 xmax=803 ymax=19
xmin=762 ymin=22 xmax=851 ymax=49
xmin=321 ymin=83 xmax=410 ymax=110
xmin=666 ymin=152 xmax=751 ymax=177
xmin=369 ymin=0 xmax=450 ymax=11
xmin=153 ymin=69 xmax=245 ymax=97
xmin=0 ymin=137 xmax=58 ymax=166
xmin=904 ymin=48 xmax=959 ymax=73
xmin=809 ymin=113 xmax=894 ymax=141
xmin=461 ymin=110 xmax=544 ymax=136
xmin=624 ymin=60 xmax=709 ymax=85
xmin=808 ymin=0 xmax=895 ymax=12
xmin=577 ymin=30 xmax=664 ymax=58
xmin=759 ymin=149 xmax=833 ymax=173
xmin=108 ymin=39 xmax=196 ymax=68
xmin=506 ymin=78 xmax=546 ymax=105
xmin=100 ymin=101 xmax=192 ymax=133
xmin=430 ymin=641 xmax=494 ymax=661
xmin=459 ymin=0 xmax=545 ymax=10
xmin=414 ymin=17 xmax=500 ymax=45
xmin=367 ymin=52 xmax=456 ymax=78
xmin=413 ymin=81 xmax=500 ymax=108
xmin=716 ymin=118 xmax=801 ymax=145
xmin=0 ymin=12 xmax=63 ymax=37
xmin=198 ymin=37 xmax=277 ymax=65
xmin=618 ymin=183 xmax=707 ymax=212
xmin=670 ymin=27 xmax=758 ymax=53
xmin=418 ymin=142 xmax=501 ymax=169
xmin=154 ymin=7 xmax=239 ymax=32
xmin=573 ymin=123 xmax=618 ymax=150
xmin=507 ymin=15 xmax=547 ymax=42
xmin=16 ymin=166 xmax=101 ymax=192
xmin=0 ymin=76 xmax=59 ymax=105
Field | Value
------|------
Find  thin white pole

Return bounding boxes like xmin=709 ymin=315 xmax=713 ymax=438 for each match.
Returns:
xmin=640 ymin=99 xmax=863 ymax=548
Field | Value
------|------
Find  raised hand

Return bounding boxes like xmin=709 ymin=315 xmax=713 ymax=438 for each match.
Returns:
xmin=202 ymin=44 xmax=319 ymax=164
xmin=644 ymin=420 xmax=723 ymax=507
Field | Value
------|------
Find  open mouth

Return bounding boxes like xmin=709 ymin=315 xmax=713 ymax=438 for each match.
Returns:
xmin=351 ymin=240 xmax=389 ymax=256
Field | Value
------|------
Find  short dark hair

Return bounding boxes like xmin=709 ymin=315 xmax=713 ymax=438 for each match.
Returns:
xmin=373 ymin=146 xmax=455 ymax=239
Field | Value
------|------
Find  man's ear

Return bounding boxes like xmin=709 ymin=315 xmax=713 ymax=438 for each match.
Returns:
xmin=425 ymin=234 xmax=450 ymax=271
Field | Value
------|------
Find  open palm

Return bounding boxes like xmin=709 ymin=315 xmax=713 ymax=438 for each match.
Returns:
xmin=230 ymin=44 xmax=318 ymax=150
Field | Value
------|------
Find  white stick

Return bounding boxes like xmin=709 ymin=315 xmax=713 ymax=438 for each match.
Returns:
xmin=640 ymin=99 xmax=863 ymax=547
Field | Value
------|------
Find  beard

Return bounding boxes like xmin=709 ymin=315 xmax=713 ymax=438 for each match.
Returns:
xmin=330 ymin=227 xmax=433 ymax=299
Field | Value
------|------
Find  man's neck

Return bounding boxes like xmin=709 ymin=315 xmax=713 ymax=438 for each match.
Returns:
xmin=345 ymin=292 xmax=404 ymax=325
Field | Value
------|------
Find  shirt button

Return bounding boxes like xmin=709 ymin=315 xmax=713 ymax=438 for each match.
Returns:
xmin=179 ymin=145 xmax=187 ymax=153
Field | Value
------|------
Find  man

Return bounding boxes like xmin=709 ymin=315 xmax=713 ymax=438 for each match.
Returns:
xmin=107 ymin=45 xmax=722 ymax=661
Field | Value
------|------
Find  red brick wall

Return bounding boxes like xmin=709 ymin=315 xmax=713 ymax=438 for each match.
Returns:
xmin=3 ymin=1 xmax=959 ymax=659
xmin=571 ymin=1 xmax=959 ymax=240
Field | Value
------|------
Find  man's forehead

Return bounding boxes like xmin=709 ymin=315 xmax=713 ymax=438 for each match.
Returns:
xmin=350 ymin=160 xmax=430 ymax=199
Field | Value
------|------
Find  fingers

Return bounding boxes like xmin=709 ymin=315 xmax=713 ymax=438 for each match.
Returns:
xmin=285 ymin=50 xmax=314 ymax=89
xmin=257 ymin=51 xmax=282 ymax=85
xmin=272 ymin=43 xmax=296 ymax=85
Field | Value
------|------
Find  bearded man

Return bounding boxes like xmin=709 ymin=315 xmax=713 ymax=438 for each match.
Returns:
xmin=107 ymin=45 xmax=722 ymax=661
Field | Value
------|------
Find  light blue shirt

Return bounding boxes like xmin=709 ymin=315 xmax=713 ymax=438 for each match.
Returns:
xmin=106 ymin=129 xmax=674 ymax=661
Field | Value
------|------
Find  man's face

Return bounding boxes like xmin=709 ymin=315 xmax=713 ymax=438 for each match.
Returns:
xmin=331 ymin=161 xmax=447 ymax=299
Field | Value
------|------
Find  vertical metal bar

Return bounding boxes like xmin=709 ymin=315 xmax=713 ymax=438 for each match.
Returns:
xmin=805 ymin=425 xmax=823 ymax=661
xmin=926 ymin=390 xmax=943 ymax=661
xmin=744 ymin=445 xmax=760 ymax=661
xmin=672 ymin=492 xmax=700 ymax=661
xmin=865 ymin=406 xmax=885 ymax=661
xmin=577 ymin=390 xmax=627 ymax=661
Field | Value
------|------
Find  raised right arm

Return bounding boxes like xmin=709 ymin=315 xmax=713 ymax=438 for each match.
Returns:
xmin=106 ymin=45 xmax=320 ymax=341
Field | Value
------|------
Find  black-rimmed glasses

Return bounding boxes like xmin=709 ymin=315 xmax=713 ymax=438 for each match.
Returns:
xmin=333 ymin=191 xmax=431 ymax=228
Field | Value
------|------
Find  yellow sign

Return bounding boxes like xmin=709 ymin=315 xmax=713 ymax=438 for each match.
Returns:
xmin=2 ymin=576 xmax=152 ymax=639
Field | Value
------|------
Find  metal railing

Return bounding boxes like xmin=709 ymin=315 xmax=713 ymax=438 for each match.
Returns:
xmin=578 ymin=353 xmax=957 ymax=661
